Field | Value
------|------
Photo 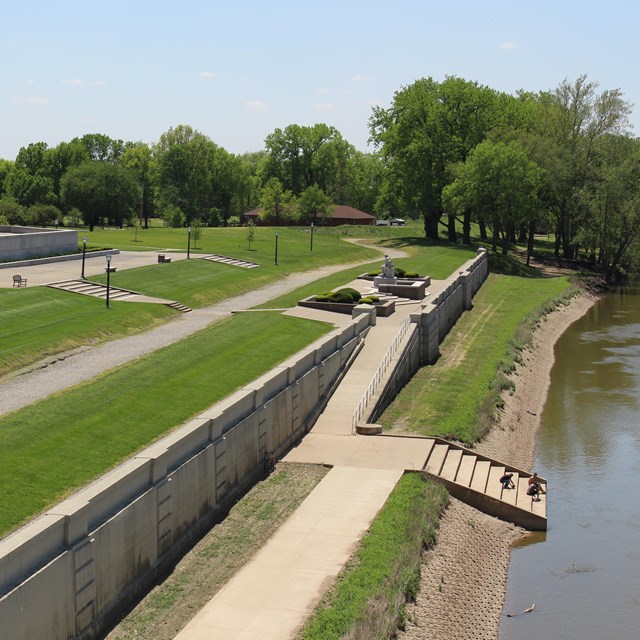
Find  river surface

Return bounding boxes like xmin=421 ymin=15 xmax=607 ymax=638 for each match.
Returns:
xmin=500 ymin=286 xmax=640 ymax=639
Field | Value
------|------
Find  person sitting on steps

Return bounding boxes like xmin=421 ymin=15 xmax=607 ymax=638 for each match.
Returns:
xmin=500 ymin=472 xmax=515 ymax=489
xmin=527 ymin=473 xmax=546 ymax=500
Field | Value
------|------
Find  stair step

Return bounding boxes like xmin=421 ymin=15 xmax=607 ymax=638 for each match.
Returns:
xmin=203 ymin=254 xmax=260 ymax=269
xmin=486 ymin=465 xmax=506 ymax=500
xmin=501 ymin=472 xmax=519 ymax=506
xmin=424 ymin=444 xmax=449 ymax=475
xmin=455 ymin=454 xmax=477 ymax=487
xmin=440 ymin=449 xmax=463 ymax=481
xmin=470 ymin=460 xmax=491 ymax=493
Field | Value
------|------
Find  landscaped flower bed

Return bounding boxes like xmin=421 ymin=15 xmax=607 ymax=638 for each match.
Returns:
xmin=298 ymin=287 xmax=395 ymax=317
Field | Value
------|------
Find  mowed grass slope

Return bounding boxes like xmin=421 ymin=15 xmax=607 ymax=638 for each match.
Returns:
xmin=87 ymin=227 xmax=378 ymax=308
xmin=0 ymin=288 xmax=173 ymax=378
xmin=379 ymin=272 xmax=574 ymax=443
xmin=256 ymin=238 xmax=478 ymax=310
xmin=0 ymin=312 xmax=331 ymax=537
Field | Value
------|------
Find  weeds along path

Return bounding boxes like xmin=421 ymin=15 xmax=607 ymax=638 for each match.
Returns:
xmin=0 ymin=244 xmax=406 ymax=417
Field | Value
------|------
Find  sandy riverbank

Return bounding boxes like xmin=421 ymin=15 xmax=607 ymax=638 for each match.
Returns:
xmin=399 ymin=290 xmax=598 ymax=640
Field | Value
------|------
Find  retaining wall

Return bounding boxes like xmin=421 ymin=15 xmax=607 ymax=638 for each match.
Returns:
xmin=0 ymin=226 xmax=78 ymax=261
xmin=0 ymin=314 xmax=372 ymax=640
xmin=367 ymin=248 xmax=489 ymax=424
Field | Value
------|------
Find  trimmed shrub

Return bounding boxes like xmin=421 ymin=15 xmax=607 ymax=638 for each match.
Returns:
xmin=329 ymin=290 xmax=356 ymax=304
xmin=339 ymin=287 xmax=362 ymax=302
xmin=395 ymin=267 xmax=406 ymax=277
xmin=367 ymin=270 xmax=380 ymax=277
xmin=405 ymin=271 xmax=420 ymax=278
xmin=315 ymin=294 xmax=330 ymax=302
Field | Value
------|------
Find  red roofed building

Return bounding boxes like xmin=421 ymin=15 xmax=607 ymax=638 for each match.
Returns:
xmin=328 ymin=205 xmax=376 ymax=226
xmin=242 ymin=205 xmax=375 ymax=226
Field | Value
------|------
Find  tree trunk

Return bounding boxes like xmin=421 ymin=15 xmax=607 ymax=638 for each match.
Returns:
xmin=479 ymin=219 xmax=487 ymax=241
xmin=491 ymin=225 xmax=499 ymax=252
xmin=463 ymin=210 xmax=471 ymax=245
xmin=424 ymin=213 xmax=439 ymax=241
xmin=501 ymin=226 xmax=510 ymax=255
xmin=526 ymin=220 xmax=535 ymax=266
xmin=447 ymin=213 xmax=457 ymax=242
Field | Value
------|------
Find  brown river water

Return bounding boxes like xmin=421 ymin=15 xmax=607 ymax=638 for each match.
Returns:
xmin=501 ymin=286 xmax=640 ymax=639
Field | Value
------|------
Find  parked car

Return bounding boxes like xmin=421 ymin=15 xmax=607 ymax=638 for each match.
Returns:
xmin=390 ymin=218 xmax=405 ymax=226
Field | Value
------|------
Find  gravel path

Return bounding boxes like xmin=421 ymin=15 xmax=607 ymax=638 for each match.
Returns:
xmin=0 ymin=245 xmax=403 ymax=416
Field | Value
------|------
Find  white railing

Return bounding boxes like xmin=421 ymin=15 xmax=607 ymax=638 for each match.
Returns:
xmin=352 ymin=315 xmax=412 ymax=431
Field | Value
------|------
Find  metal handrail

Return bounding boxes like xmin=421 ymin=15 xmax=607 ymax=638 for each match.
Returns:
xmin=352 ymin=315 xmax=412 ymax=431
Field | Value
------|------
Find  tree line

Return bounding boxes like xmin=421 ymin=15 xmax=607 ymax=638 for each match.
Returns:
xmin=0 ymin=74 xmax=638 ymax=281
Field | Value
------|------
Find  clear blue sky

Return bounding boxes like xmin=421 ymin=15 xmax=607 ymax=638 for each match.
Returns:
xmin=2 ymin=0 xmax=638 ymax=160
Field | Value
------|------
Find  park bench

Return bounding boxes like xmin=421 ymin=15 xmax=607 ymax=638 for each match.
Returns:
xmin=12 ymin=275 xmax=27 ymax=287
xmin=158 ymin=254 xmax=172 ymax=263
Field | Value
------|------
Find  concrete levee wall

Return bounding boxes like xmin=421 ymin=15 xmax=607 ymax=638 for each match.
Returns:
xmin=0 ymin=225 xmax=78 ymax=261
xmin=367 ymin=248 xmax=489 ymax=424
xmin=0 ymin=314 xmax=371 ymax=640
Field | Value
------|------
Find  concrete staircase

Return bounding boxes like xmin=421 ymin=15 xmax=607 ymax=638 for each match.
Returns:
xmin=201 ymin=254 xmax=260 ymax=269
xmin=46 ymin=280 xmax=192 ymax=313
xmin=420 ymin=436 xmax=546 ymax=530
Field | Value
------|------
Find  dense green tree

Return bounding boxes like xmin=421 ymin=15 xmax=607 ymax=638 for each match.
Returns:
xmin=154 ymin=125 xmax=240 ymax=225
xmin=579 ymin=136 xmax=640 ymax=281
xmin=298 ymin=184 xmax=333 ymax=224
xmin=0 ymin=159 xmax=13 ymax=197
xmin=260 ymin=124 xmax=354 ymax=199
xmin=26 ymin=203 xmax=62 ymax=227
xmin=5 ymin=142 xmax=56 ymax=206
xmin=46 ymin=140 xmax=90 ymax=201
xmin=443 ymin=140 xmax=542 ymax=255
xmin=121 ymin=143 xmax=156 ymax=228
xmin=259 ymin=177 xmax=297 ymax=224
xmin=0 ymin=197 xmax=27 ymax=225
xmin=75 ymin=133 xmax=126 ymax=162
xmin=60 ymin=161 xmax=139 ymax=230
xmin=538 ymin=75 xmax=632 ymax=259
xmin=370 ymin=76 xmax=498 ymax=241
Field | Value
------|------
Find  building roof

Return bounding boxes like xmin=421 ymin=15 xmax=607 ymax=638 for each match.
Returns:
xmin=330 ymin=205 xmax=375 ymax=220
xmin=242 ymin=205 xmax=375 ymax=222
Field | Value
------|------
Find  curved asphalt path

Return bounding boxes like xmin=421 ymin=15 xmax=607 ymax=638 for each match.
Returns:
xmin=0 ymin=244 xmax=405 ymax=417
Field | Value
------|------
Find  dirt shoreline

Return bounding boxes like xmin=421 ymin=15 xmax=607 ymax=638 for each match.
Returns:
xmin=400 ymin=290 xmax=598 ymax=640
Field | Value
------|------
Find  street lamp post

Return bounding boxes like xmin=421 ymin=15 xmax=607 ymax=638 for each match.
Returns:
xmin=187 ymin=226 xmax=192 ymax=259
xmin=310 ymin=222 xmax=314 ymax=252
xmin=275 ymin=232 xmax=279 ymax=265
xmin=81 ymin=236 xmax=88 ymax=279
xmin=105 ymin=253 xmax=112 ymax=309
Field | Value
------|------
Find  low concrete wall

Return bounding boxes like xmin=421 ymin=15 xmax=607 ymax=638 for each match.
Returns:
xmin=0 ymin=226 xmax=78 ymax=261
xmin=0 ymin=314 xmax=372 ymax=640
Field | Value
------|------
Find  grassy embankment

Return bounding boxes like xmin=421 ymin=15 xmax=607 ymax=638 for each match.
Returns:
xmin=298 ymin=256 xmax=579 ymax=639
xmin=0 ymin=288 xmax=173 ymax=378
xmin=0 ymin=312 xmax=331 ymax=537
xmin=1 ymin=226 xmax=377 ymax=379
xmin=298 ymin=473 xmax=448 ymax=640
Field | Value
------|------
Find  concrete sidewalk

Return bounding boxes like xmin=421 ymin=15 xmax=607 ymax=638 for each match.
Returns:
xmin=175 ymin=466 xmax=403 ymax=640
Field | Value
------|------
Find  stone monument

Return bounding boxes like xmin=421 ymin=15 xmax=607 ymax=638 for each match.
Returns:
xmin=373 ymin=254 xmax=398 ymax=288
